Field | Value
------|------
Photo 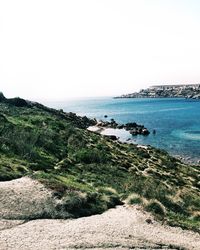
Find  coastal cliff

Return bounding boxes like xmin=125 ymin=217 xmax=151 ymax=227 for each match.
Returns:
xmin=115 ymin=84 xmax=200 ymax=99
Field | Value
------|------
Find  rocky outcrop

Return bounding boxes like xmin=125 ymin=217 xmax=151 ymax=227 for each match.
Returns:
xmin=103 ymin=135 xmax=118 ymax=140
xmin=0 ymin=92 xmax=6 ymax=102
xmin=8 ymin=97 xmax=30 ymax=107
xmin=115 ymin=84 xmax=200 ymax=99
xmin=191 ymin=94 xmax=200 ymax=99
xmin=97 ymin=119 xmax=150 ymax=136
xmin=0 ymin=92 xmax=30 ymax=107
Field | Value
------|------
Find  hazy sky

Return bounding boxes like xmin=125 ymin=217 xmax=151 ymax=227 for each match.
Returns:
xmin=1 ymin=0 xmax=200 ymax=101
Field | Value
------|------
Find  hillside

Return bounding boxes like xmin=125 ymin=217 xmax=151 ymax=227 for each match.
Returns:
xmin=115 ymin=84 xmax=200 ymax=99
xmin=0 ymin=93 xmax=199 ymax=232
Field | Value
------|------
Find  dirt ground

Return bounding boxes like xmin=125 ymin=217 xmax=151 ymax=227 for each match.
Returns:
xmin=0 ymin=177 xmax=199 ymax=250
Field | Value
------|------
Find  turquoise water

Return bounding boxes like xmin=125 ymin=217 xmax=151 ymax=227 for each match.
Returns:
xmin=47 ymin=98 xmax=200 ymax=163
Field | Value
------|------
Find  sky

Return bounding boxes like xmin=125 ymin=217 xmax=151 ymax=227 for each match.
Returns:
xmin=0 ymin=0 xmax=200 ymax=101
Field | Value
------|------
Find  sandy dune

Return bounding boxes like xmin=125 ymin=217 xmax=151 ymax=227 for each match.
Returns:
xmin=0 ymin=177 xmax=199 ymax=250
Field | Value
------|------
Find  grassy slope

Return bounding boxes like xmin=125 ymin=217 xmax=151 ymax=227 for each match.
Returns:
xmin=0 ymin=97 xmax=199 ymax=231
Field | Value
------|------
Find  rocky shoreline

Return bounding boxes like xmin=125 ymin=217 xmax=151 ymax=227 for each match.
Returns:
xmin=93 ymin=119 xmax=150 ymax=139
xmin=115 ymin=84 xmax=200 ymax=99
xmin=88 ymin=119 xmax=200 ymax=165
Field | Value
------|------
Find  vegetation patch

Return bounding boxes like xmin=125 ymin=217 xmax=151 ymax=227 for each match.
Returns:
xmin=126 ymin=193 xmax=145 ymax=205
xmin=145 ymin=199 xmax=166 ymax=218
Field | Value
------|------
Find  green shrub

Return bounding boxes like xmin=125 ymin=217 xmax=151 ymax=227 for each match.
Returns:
xmin=62 ymin=192 xmax=87 ymax=212
xmin=68 ymin=133 xmax=86 ymax=150
xmin=126 ymin=193 xmax=145 ymax=205
xmin=145 ymin=199 xmax=166 ymax=217
xmin=98 ymin=187 xmax=122 ymax=208
xmin=98 ymin=187 xmax=118 ymax=195
xmin=60 ymin=191 xmax=109 ymax=217
xmin=192 ymin=212 xmax=200 ymax=222
xmin=74 ymin=148 xmax=109 ymax=164
xmin=162 ymin=196 xmax=187 ymax=215
xmin=167 ymin=211 xmax=200 ymax=232
xmin=137 ymin=149 xmax=150 ymax=159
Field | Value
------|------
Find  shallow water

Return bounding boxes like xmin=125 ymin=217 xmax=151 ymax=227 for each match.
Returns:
xmin=46 ymin=98 xmax=200 ymax=163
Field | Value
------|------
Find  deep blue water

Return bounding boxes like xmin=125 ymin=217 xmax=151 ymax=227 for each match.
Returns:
xmin=46 ymin=98 xmax=200 ymax=163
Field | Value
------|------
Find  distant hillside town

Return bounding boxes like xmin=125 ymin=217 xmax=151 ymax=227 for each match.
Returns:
xmin=115 ymin=84 xmax=200 ymax=99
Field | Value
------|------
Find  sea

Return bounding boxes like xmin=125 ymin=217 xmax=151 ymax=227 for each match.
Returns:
xmin=46 ymin=98 xmax=200 ymax=164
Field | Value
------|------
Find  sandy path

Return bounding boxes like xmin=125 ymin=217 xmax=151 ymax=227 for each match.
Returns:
xmin=0 ymin=178 xmax=199 ymax=250
xmin=0 ymin=206 xmax=200 ymax=250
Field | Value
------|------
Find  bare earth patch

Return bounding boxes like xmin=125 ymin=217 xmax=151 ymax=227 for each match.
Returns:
xmin=0 ymin=177 xmax=199 ymax=250
xmin=0 ymin=177 xmax=57 ymax=220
